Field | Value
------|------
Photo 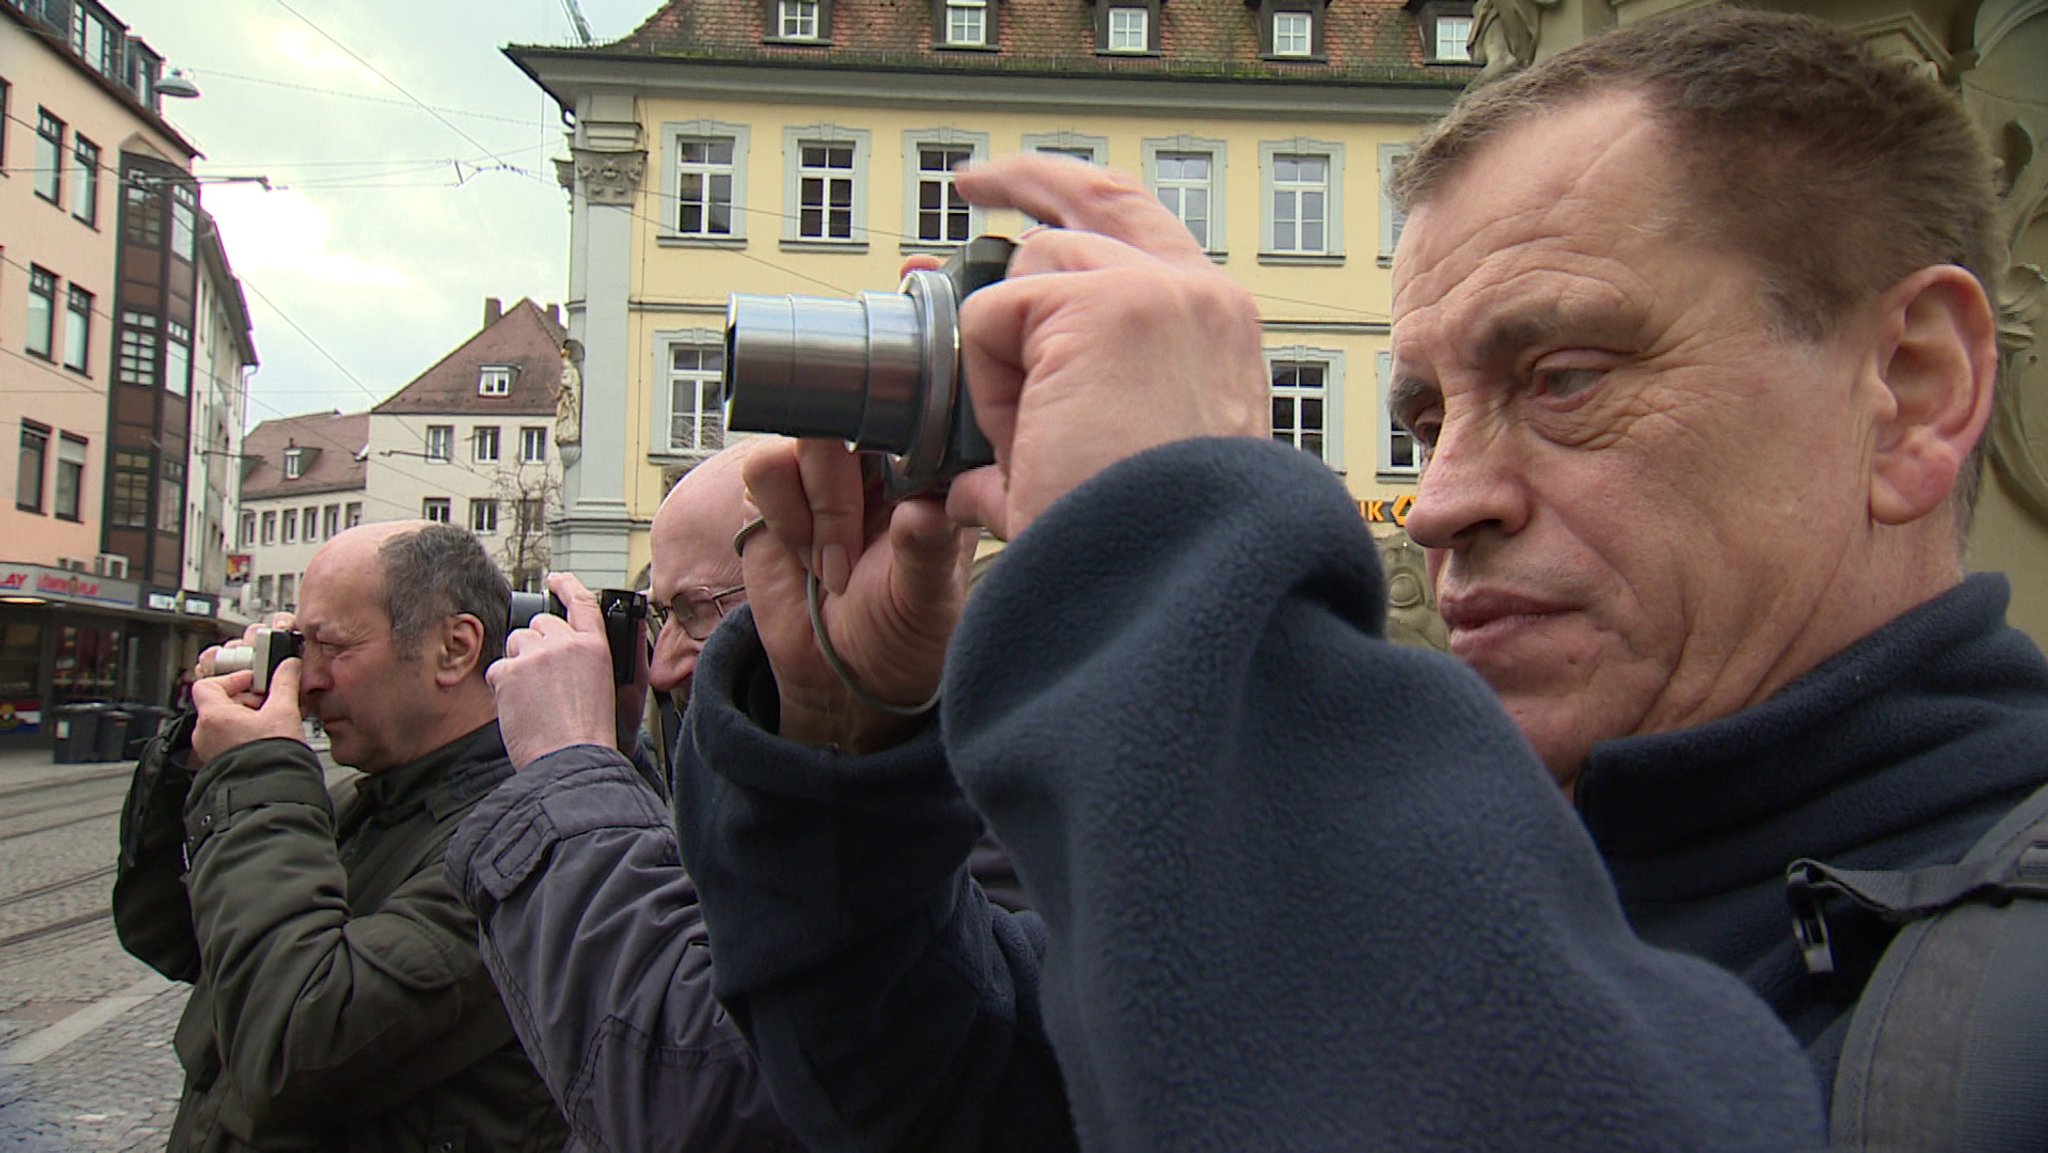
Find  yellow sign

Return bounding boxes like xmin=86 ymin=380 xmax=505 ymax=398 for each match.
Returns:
xmin=1358 ymin=494 xmax=1415 ymax=526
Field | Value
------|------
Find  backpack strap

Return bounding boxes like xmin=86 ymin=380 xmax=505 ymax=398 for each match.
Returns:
xmin=1786 ymin=782 xmax=2048 ymax=1151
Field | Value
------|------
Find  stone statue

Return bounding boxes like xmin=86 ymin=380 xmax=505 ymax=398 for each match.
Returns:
xmin=1469 ymin=0 xmax=1561 ymax=83
xmin=1378 ymin=532 xmax=1448 ymax=653
xmin=555 ymin=340 xmax=583 ymax=447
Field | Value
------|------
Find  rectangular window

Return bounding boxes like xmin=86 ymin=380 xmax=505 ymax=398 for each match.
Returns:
xmin=425 ymin=425 xmax=453 ymax=462
xmin=283 ymin=447 xmax=304 ymax=479
xmin=797 ymin=142 xmax=856 ymax=240
xmin=477 ymin=366 xmax=512 ymax=396
xmin=71 ymin=136 xmax=98 ymax=225
xmin=422 ymin=497 xmax=451 ymax=524
xmin=1378 ymin=144 xmax=1410 ymax=263
xmin=780 ymin=0 xmax=820 ymax=37
xmin=158 ymin=458 xmax=183 ymax=533
xmin=279 ymin=573 xmax=296 ymax=610
xmin=473 ymin=426 xmax=501 ymax=463
xmin=63 ymin=286 xmax=92 ymax=373
xmin=16 ymin=423 xmax=48 ymax=513
xmin=111 ymin=449 xmax=150 ymax=529
xmin=946 ymin=0 xmax=987 ymax=45
xmin=54 ymin=435 xmax=85 ymax=521
xmin=1107 ymin=6 xmax=1148 ymax=50
xmin=519 ymin=426 xmax=548 ymax=463
xmin=666 ymin=345 xmax=727 ymax=453
xmin=164 ymin=331 xmax=190 ymax=397
xmin=469 ymin=499 xmax=498 ymax=534
xmin=917 ymin=146 xmax=973 ymax=243
xmin=1377 ymin=350 xmax=1420 ymax=476
xmin=124 ymin=184 xmax=162 ymax=247
xmin=171 ymin=188 xmax=196 ymax=262
xmin=322 ymin=505 xmax=339 ymax=538
xmin=1155 ymin=152 xmax=1212 ymax=250
xmin=118 ymin=312 xmax=158 ymax=387
xmin=345 ymin=502 xmax=362 ymax=527
xmin=1271 ymin=361 xmax=1328 ymax=461
xmin=282 ymin=508 xmax=298 ymax=543
xmin=1436 ymin=15 xmax=1473 ymax=62
xmin=26 ymin=267 xmax=57 ymax=360
xmin=1270 ymin=153 xmax=1328 ymax=254
xmin=256 ymin=574 xmax=273 ymax=606
xmin=261 ymin=509 xmax=276 ymax=544
xmin=1273 ymin=10 xmax=1311 ymax=55
xmin=241 ymin=511 xmax=256 ymax=548
xmin=34 ymin=110 xmax=62 ymax=204
xmin=301 ymin=505 xmax=318 ymax=541
xmin=676 ymin=137 xmax=735 ymax=236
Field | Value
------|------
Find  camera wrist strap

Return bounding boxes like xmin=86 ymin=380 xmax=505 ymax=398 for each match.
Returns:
xmin=805 ymin=571 xmax=942 ymax=718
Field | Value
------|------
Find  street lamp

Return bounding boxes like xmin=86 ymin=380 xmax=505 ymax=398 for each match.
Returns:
xmin=156 ymin=68 xmax=201 ymax=99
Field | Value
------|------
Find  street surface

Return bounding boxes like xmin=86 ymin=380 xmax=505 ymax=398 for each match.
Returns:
xmin=0 ymin=736 xmax=342 ymax=1151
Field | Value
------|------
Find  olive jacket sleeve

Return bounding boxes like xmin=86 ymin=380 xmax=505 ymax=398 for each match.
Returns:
xmin=178 ymin=737 xmax=517 ymax=1134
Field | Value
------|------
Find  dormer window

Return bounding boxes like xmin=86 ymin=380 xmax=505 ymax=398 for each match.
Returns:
xmin=1252 ymin=0 xmax=1327 ymax=60
xmin=770 ymin=0 xmax=831 ymax=41
xmin=935 ymin=0 xmax=996 ymax=48
xmin=1408 ymin=0 xmax=1478 ymax=65
xmin=478 ymin=365 xmax=513 ymax=396
xmin=1092 ymin=0 xmax=1163 ymax=55
xmin=283 ymin=446 xmax=304 ymax=479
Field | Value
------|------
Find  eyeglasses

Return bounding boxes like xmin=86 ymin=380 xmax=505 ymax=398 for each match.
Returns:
xmin=648 ymin=583 xmax=747 ymax=642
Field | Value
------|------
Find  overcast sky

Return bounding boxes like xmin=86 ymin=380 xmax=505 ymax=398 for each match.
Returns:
xmin=107 ymin=0 xmax=656 ymax=432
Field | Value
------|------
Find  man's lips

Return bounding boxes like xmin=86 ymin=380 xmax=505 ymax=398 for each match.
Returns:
xmin=1436 ymin=590 xmax=1573 ymax=640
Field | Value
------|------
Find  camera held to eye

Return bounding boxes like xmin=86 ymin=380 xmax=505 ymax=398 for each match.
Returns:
xmin=506 ymin=587 xmax=648 ymax=685
xmin=723 ymin=235 xmax=1015 ymax=499
xmin=213 ymin=628 xmax=304 ymax=695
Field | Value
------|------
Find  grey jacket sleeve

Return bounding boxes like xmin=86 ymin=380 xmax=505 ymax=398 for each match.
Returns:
xmin=447 ymin=743 xmax=802 ymax=1153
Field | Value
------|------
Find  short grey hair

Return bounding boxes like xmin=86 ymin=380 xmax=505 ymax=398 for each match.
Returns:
xmin=377 ymin=525 xmax=510 ymax=667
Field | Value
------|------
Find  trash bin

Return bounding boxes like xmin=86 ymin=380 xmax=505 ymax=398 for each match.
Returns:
xmin=122 ymin=705 xmax=174 ymax=759
xmin=96 ymin=708 xmax=134 ymax=763
xmin=50 ymin=703 xmax=102 ymax=764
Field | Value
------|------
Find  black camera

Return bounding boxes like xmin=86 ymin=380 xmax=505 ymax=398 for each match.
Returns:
xmin=213 ymin=627 xmax=303 ymax=695
xmin=507 ymin=587 xmax=648 ymax=685
xmin=723 ymin=235 xmax=1015 ymax=498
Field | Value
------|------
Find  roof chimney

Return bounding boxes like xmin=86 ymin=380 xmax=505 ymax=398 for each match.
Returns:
xmin=546 ymin=302 xmax=562 ymax=327
xmin=484 ymin=297 xmax=504 ymax=327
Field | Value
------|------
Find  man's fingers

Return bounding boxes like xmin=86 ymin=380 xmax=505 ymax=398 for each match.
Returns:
xmin=261 ymin=659 xmax=302 ymax=712
xmin=794 ymin=440 xmax=870 ymax=596
xmin=945 ymin=466 xmax=1009 ymax=540
xmin=194 ymin=670 xmax=254 ymax=706
xmin=547 ymin=571 xmax=606 ymax=634
xmin=743 ymin=441 xmax=816 ymax=563
xmin=956 ymin=155 xmax=1206 ymax=265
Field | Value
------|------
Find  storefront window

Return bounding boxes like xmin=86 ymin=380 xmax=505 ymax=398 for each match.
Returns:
xmin=52 ymin=622 xmax=122 ymax=701
xmin=0 ymin=618 xmax=41 ymax=697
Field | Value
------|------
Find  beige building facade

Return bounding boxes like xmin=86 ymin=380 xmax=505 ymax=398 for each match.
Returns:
xmin=510 ymin=0 xmax=1476 ymax=590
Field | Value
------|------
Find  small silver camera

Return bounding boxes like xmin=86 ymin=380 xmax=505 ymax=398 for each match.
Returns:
xmin=213 ymin=628 xmax=303 ymax=695
xmin=723 ymin=235 xmax=1014 ymax=498
xmin=506 ymin=587 xmax=647 ymax=684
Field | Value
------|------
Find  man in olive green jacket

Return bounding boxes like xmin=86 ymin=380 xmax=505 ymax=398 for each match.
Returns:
xmin=114 ymin=523 xmax=565 ymax=1152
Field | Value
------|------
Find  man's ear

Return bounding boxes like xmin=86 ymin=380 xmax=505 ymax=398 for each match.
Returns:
xmin=1868 ymin=264 xmax=1999 ymax=527
xmin=433 ymin=613 xmax=486 ymax=686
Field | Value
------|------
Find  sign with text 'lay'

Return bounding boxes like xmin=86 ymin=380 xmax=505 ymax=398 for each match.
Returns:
xmin=0 ymin=563 xmax=141 ymax=609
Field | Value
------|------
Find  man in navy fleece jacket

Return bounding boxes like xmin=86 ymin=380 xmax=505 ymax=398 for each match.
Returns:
xmin=501 ymin=8 xmax=2047 ymax=1151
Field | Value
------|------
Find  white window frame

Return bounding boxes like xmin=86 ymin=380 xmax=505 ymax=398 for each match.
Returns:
xmin=283 ymin=447 xmax=304 ymax=479
xmin=1377 ymin=350 xmax=1421 ymax=477
xmin=1021 ymin=132 xmax=1107 ymax=166
xmin=779 ymin=0 xmax=821 ymax=38
xmin=1106 ymin=6 xmax=1149 ymax=51
xmin=478 ymin=366 xmax=512 ymax=396
xmin=425 ymin=425 xmax=453 ymax=462
xmin=652 ymin=328 xmax=729 ymax=457
xmin=944 ymin=0 xmax=989 ymax=46
xmin=302 ymin=505 xmax=319 ymax=541
xmin=469 ymin=498 xmax=499 ymax=535
xmin=1273 ymin=10 xmax=1312 ymax=56
xmin=519 ymin=426 xmax=548 ymax=463
xmin=663 ymin=121 xmax=749 ymax=242
xmin=282 ymin=508 xmax=298 ymax=544
xmin=1435 ymin=14 xmax=1474 ymax=62
xmin=1260 ymin=139 xmax=1346 ymax=261
xmin=902 ymin=129 xmax=989 ymax=251
xmin=473 ymin=426 xmax=501 ymax=463
xmin=1143 ymin=137 xmax=1228 ymax=258
xmin=1379 ymin=143 xmax=1412 ymax=266
xmin=345 ymin=502 xmax=363 ymax=527
xmin=1267 ymin=345 xmax=1345 ymax=471
xmin=422 ymin=497 xmax=451 ymax=524
xmin=783 ymin=126 xmax=870 ymax=247
xmin=261 ymin=510 xmax=276 ymax=544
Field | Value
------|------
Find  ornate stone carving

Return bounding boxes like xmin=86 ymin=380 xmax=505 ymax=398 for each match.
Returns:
xmin=555 ymin=339 xmax=584 ymax=447
xmin=1378 ymin=532 xmax=1449 ymax=652
xmin=1468 ymin=0 xmax=1562 ymax=82
xmin=1969 ymin=0 xmax=2048 ymax=524
xmin=573 ymin=149 xmax=646 ymax=205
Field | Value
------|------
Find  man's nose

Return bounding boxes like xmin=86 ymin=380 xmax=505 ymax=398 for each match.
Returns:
xmin=1399 ymin=413 xmax=1531 ymax=552
xmin=647 ymin=625 xmax=703 ymax=696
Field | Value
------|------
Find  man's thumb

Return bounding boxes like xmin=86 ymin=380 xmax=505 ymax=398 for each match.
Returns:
xmin=261 ymin=657 xmax=302 ymax=709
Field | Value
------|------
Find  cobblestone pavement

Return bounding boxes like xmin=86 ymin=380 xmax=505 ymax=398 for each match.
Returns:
xmin=0 ymin=738 xmax=338 ymax=1151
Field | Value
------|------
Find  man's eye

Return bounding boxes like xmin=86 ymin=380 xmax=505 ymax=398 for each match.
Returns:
xmin=1534 ymin=367 xmax=1602 ymax=400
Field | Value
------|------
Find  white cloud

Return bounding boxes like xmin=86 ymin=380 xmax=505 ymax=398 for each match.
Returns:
xmin=203 ymin=185 xmax=412 ymax=291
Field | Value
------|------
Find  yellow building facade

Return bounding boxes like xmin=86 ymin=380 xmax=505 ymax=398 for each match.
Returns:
xmin=511 ymin=0 xmax=1474 ymax=592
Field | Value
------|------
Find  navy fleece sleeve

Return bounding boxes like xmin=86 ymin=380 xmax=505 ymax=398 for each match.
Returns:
xmin=674 ymin=617 xmax=1074 ymax=1152
xmin=944 ymin=437 xmax=1824 ymax=1151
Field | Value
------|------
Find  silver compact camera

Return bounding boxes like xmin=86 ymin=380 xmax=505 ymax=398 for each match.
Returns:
xmin=506 ymin=587 xmax=647 ymax=685
xmin=212 ymin=627 xmax=303 ymax=694
xmin=723 ymin=235 xmax=1014 ymax=498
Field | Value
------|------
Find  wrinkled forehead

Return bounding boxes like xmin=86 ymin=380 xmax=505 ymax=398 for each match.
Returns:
xmin=650 ymin=515 xmax=745 ymax=603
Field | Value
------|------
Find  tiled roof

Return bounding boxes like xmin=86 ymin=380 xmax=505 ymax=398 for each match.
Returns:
xmin=371 ymin=299 xmax=567 ymax=417
xmin=241 ymin=411 xmax=369 ymax=500
xmin=553 ymin=0 xmax=1471 ymax=85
